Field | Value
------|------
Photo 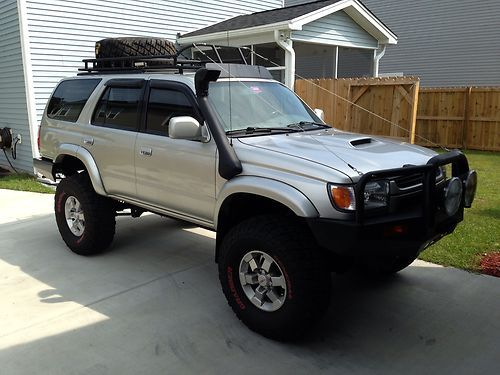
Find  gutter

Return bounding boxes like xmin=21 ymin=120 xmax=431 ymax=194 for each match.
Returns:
xmin=373 ymin=44 xmax=386 ymax=77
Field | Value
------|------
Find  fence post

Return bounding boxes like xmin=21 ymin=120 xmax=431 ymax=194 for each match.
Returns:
xmin=462 ymin=86 xmax=472 ymax=150
xmin=409 ymin=80 xmax=420 ymax=144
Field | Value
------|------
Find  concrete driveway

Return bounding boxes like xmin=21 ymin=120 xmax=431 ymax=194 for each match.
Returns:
xmin=0 ymin=189 xmax=498 ymax=374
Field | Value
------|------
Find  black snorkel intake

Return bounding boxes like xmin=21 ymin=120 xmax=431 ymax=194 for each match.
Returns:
xmin=195 ymin=68 xmax=242 ymax=180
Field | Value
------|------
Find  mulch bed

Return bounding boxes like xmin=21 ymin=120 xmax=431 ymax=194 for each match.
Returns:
xmin=480 ymin=252 xmax=500 ymax=277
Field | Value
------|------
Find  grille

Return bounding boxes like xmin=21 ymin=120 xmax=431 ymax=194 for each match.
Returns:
xmin=393 ymin=168 xmax=443 ymax=190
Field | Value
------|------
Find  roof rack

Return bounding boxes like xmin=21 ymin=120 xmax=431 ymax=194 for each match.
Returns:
xmin=78 ymin=44 xmax=249 ymax=75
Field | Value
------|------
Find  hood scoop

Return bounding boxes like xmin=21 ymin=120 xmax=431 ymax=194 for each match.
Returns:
xmin=350 ymin=137 xmax=373 ymax=147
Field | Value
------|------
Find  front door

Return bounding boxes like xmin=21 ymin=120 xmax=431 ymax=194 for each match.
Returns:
xmin=134 ymin=80 xmax=216 ymax=223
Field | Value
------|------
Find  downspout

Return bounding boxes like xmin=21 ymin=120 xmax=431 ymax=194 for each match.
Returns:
xmin=274 ymin=30 xmax=295 ymax=90
xmin=373 ymin=44 xmax=387 ymax=77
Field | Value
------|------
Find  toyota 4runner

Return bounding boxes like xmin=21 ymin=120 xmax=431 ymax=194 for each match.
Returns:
xmin=34 ymin=42 xmax=477 ymax=341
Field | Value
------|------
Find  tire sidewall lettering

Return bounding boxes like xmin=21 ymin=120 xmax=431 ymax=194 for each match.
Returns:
xmin=227 ymin=266 xmax=246 ymax=310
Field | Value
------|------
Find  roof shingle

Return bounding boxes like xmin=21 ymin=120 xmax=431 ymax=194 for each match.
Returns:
xmin=181 ymin=0 xmax=343 ymax=38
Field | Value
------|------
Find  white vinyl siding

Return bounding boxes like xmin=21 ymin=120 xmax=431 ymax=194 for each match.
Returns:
xmin=361 ymin=0 xmax=500 ymax=86
xmin=291 ymin=10 xmax=378 ymax=49
xmin=0 ymin=0 xmax=32 ymax=172
xmin=25 ymin=0 xmax=283 ymax=125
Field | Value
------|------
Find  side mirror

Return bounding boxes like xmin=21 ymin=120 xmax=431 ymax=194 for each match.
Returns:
xmin=169 ymin=116 xmax=206 ymax=141
xmin=314 ymin=108 xmax=325 ymax=122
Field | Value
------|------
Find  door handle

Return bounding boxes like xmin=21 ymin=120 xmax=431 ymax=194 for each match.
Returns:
xmin=83 ymin=138 xmax=94 ymax=146
xmin=139 ymin=147 xmax=153 ymax=157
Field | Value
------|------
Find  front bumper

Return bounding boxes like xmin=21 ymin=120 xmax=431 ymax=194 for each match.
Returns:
xmin=308 ymin=150 xmax=470 ymax=257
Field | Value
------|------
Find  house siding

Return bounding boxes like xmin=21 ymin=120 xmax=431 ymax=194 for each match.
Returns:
xmin=361 ymin=0 xmax=500 ymax=86
xmin=291 ymin=10 xmax=378 ymax=49
xmin=25 ymin=0 xmax=283 ymax=127
xmin=0 ymin=0 xmax=282 ymax=172
xmin=288 ymin=0 xmax=500 ymax=86
xmin=0 ymin=0 xmax=32 ymax=172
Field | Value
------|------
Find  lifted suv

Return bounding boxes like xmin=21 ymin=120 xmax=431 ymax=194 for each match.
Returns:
xmin=34 ymin=45 xmax=477 ymax=340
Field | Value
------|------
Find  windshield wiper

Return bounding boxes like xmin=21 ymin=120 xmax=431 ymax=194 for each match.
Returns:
xmin=287 ymin=121 xmax=330 ymax=131
xmin=226 ymin=127 xmax=300 ymax=136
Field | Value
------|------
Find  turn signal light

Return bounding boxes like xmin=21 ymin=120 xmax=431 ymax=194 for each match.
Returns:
xmin=329 ymin=185 xmax=356 ymax=210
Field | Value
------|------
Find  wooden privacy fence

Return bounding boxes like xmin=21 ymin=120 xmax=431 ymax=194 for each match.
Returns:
xmin=417 ymin=87 xmax=500 ymax=151
xmin=295 ymin=77 xmax=420 ymax=143
xmin=295 ymin=78 xmax=500 ymax=151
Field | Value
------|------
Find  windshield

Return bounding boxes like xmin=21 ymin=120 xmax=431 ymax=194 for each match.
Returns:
xmin=207 ymin=80 xmax=322 ymax=132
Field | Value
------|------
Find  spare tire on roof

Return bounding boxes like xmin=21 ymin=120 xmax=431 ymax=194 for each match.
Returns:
xmin=95 ymin=37 xmax=178 ymax=68
xmin=96 ymin=37 xmax=177 ymax=58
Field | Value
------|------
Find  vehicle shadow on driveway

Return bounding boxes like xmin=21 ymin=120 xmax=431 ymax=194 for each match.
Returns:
xmin=0 ymin=213 xmax=498 ymax=375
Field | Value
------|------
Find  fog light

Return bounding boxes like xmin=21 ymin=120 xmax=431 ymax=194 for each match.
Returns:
xmin=444 ymin=177 xmax=463 ymax=216
xmin=464 ymin=170 xmax=477 ymax=207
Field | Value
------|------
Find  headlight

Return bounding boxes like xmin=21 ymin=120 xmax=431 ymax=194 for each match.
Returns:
xmin=464 ymin=170 xmax=477 ymax=207
xmin=364 ymin=180 xmax=389 ymax=209
xmin=328 ymin=180 xmax=389 ymax=211
xmin=444 ymin=177 xmax=463 ymax=216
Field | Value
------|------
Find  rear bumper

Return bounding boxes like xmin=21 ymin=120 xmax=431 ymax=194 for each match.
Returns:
xmin=33 ymin=158 xmax=54 ymax=180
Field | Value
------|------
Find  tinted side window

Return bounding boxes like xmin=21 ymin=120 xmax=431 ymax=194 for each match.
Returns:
xmin=93 ymin=87 xmax=142 ymax=130
xmin=146 ymin=88 xmax=197 ymax=135
xmin=47 ymin=79 xmax=101 ymax=122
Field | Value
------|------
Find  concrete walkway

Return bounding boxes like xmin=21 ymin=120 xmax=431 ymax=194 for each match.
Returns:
xmin=0 ymin=189 xmax=498 ymax=374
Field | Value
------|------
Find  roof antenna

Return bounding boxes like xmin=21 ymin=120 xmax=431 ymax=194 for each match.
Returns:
xmin=226 ymin=30 xmax=233 ymax=146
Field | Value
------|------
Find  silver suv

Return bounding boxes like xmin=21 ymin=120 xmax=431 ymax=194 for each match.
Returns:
xmin=34 ymin=52 xmax=477 ymax=340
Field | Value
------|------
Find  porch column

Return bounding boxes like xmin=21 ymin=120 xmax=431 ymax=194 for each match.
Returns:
xmin=274 ymin=30 xmax=295 ymax=90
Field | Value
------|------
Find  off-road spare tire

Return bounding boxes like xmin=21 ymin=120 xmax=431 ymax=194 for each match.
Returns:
xmin=95 ymin=37 xmax=177 ymax=59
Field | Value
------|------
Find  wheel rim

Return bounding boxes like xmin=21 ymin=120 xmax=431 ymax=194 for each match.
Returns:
xmin=64 ymin=196 xmax=85 ymax=236
xmin=239 ymin=250 xmax=287 ymax=312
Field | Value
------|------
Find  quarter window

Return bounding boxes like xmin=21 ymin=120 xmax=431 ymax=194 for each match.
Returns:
xmin=146 ymin=88 xmax=198 ymax=135
xmin=47 ymin=79 xmax=101 ymax=122
xmin=93 ymin=86 xmax=143 ymax=130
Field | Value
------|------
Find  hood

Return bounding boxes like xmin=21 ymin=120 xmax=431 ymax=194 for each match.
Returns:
xmin=236 ymin=128 xmax=437 ymax=179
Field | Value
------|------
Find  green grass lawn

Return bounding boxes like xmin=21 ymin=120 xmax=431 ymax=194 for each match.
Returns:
xmin=0 ymin=173 xmax=54 ymax=194
xmin=419 ymin=150 xmax=500 ymax=272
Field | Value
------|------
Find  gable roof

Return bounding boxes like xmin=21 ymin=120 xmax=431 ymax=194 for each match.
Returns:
xmin=182 ymin=0 xmax=344 ymax=38
xmin=179 ymin=0 xmax=397 ymax=44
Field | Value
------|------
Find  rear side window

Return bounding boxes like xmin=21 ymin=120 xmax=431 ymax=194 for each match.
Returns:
xmin=146 ymin=88 xmax=198 ymax=135
xmin=93 ymin=86 xmax=143 ymax=130
xmin=47 ymin=79 xmax=101 ymax=122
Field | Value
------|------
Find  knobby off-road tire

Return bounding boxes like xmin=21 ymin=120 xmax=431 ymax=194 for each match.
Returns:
xmin=218 ymin=215 xmax=331 ymax=341
xmin=95 ymin=37 xmax=177 ymax=68
xmin=55 ymin=173 xmax=116 ymax=256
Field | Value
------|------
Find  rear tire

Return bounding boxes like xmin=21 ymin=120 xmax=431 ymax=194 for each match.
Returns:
xmin=218 ymin=215 xmax=331 ymax=341
xmin=55 ymin=174 xmax=116 ymax=255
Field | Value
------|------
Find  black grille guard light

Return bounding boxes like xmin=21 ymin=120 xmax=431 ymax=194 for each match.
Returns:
xmin=354 ymin=150 xmax=470 ymax=225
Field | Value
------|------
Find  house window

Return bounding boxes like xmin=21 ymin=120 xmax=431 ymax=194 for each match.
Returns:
xmin=47 ymin=79 xmax=101 ymax=122
xmin=337 ymin=48 xmax=374 ymax=78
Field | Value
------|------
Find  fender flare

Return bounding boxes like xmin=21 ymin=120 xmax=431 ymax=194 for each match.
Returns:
xmin=54 ymin=144 xmax=107 ymax=196
xmin=214 ymin=176 xmax=319 ymax=229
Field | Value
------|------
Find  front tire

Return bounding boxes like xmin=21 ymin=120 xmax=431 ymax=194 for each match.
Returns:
xmin=218 ymin=215 xmax=331 ymax=341
xmin=55 ymin=174 xmax=116 ymax=255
